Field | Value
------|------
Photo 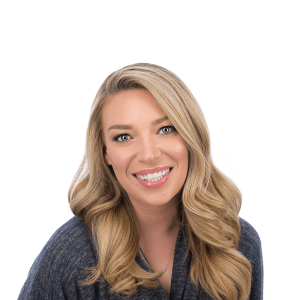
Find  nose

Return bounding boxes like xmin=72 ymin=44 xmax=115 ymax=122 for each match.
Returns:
xmin=136 ymin=136 xmax=161 ymax=163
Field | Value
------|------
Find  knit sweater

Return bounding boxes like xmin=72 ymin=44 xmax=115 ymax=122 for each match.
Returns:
xmin=18 ymin=216 xmax=263 ymax=300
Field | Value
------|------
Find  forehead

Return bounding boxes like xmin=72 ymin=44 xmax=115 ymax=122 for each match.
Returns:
xmin=101 ymin=89 xmax=166 ymax=127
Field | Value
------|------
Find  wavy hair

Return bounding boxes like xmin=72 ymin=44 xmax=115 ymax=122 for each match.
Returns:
xmin=68 ymin=63 xmax=252 ymax=300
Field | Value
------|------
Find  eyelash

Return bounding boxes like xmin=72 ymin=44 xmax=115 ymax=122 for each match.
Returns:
xmin=112 ymin=126 xmax=177 ymax=143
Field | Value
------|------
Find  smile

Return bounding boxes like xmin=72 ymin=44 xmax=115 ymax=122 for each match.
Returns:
xmin=133 ymin=167 xmax=173 ymax=188
xmin=133 ymin=167 xmax=173 ymax=182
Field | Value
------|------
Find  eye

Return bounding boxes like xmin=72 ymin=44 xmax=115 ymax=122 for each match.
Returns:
xmin=113 ymin=134 xmax=132 ymax=143
xmin=158 ymin=126 xmax=177 ymax=135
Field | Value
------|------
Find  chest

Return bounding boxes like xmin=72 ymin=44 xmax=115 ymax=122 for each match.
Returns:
xmin=140 ymin=241 xmax=176 ymax=298
xmin=145 ymin=251 xmax=174 ymax=298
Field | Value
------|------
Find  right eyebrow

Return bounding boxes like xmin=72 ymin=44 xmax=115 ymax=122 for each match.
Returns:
xmin=108 ymin=124 xmax=132 ymax=131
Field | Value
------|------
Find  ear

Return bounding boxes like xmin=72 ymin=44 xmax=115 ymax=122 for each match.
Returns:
xmin=105 ymin=151 xmax=112 ymax=166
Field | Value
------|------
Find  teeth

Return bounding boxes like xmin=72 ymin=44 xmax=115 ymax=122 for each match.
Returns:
xmin=135 ymin=168 xmax=171 ymax=182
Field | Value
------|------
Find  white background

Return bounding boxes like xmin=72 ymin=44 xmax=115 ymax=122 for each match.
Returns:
xmin=1 ymin=1 xmax=299 ymax=299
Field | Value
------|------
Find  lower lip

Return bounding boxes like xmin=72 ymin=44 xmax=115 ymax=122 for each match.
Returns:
xmin=134 ymin=170 xmax=172 ymax=188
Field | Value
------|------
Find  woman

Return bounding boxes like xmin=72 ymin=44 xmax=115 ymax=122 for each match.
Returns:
xmin=18 ymin=63 xmax=263 ymax=300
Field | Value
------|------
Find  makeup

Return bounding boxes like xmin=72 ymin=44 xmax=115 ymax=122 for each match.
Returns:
xmin=134 ymin=168 xmax=172 ymax=188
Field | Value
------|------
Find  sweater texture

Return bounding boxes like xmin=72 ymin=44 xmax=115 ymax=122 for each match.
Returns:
xmin=18 ymin=216 xmax=263 ymax=300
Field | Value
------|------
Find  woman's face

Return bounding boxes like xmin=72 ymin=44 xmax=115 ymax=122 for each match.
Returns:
xmin=102 ymin=89 xmax=189 ymax=209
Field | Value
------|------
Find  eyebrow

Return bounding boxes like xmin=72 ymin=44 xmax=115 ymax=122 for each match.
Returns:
xmin=108 ymin=116 xmax=169 ymax=132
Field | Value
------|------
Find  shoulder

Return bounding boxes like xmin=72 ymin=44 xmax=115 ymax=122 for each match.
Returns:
xmin=238 ymin=217 xmax=262 ymax=262
xmin=35 ymin=216 xmax=96 ymax=269
xmin=43 ymin=216 xmax=95 ymax=257
xmin=238 ymin=217 xmax=264 ymax=299
xmin=18 ymin=216 xmax=98 ymax=299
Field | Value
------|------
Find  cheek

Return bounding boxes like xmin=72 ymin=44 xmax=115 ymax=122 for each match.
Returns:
xmin=170 ymin=141 xmax=189 ymax=164
xmin=106 ymin=148 xmax=130 ymax=172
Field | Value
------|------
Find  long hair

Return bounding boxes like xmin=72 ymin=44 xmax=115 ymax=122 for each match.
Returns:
xmin=68 ymin=63 xmax=252 ymax=300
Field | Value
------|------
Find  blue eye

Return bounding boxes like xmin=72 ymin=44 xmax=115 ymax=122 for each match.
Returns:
xmin=112 ymin=126 xmax=176 ymax=143
xmin=159 ymin=126 xmax=176 ymax=135
xmin=113 ymin=134 xmax=132 ymax=143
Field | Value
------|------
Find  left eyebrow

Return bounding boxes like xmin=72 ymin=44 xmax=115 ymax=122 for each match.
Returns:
xmin=107 ymin=116 xmax=169 ymax=132
xmin=151 ymin=116 xmax=169 ymax=126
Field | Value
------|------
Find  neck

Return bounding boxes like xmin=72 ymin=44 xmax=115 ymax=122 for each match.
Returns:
xmin=133 ymin=195 xmax=182 ymax=240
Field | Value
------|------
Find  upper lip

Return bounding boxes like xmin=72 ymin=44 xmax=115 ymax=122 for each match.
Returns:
xmin=133 ymin=166 xmax=172 ymax=175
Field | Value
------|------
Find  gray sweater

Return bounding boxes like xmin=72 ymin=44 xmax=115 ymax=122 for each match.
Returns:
xmin=18 ymin=216 xmax=263 ymax=299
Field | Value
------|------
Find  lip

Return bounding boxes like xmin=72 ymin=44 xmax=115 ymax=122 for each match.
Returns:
xmin=134 ymin=168 xmax=172 ymax=188
xmin=133 ymin=166 xmax=172 ymax=176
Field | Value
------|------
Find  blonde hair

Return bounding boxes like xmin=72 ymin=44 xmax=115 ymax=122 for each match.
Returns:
xmin=68 ymin=63 xmax=252 ymax=300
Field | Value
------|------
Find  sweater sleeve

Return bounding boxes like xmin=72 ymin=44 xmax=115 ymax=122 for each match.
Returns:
xmin=17 ymin=217 xmax=99 ymax=300
xmin=238 ymin=218 xmax=264 ymax=300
